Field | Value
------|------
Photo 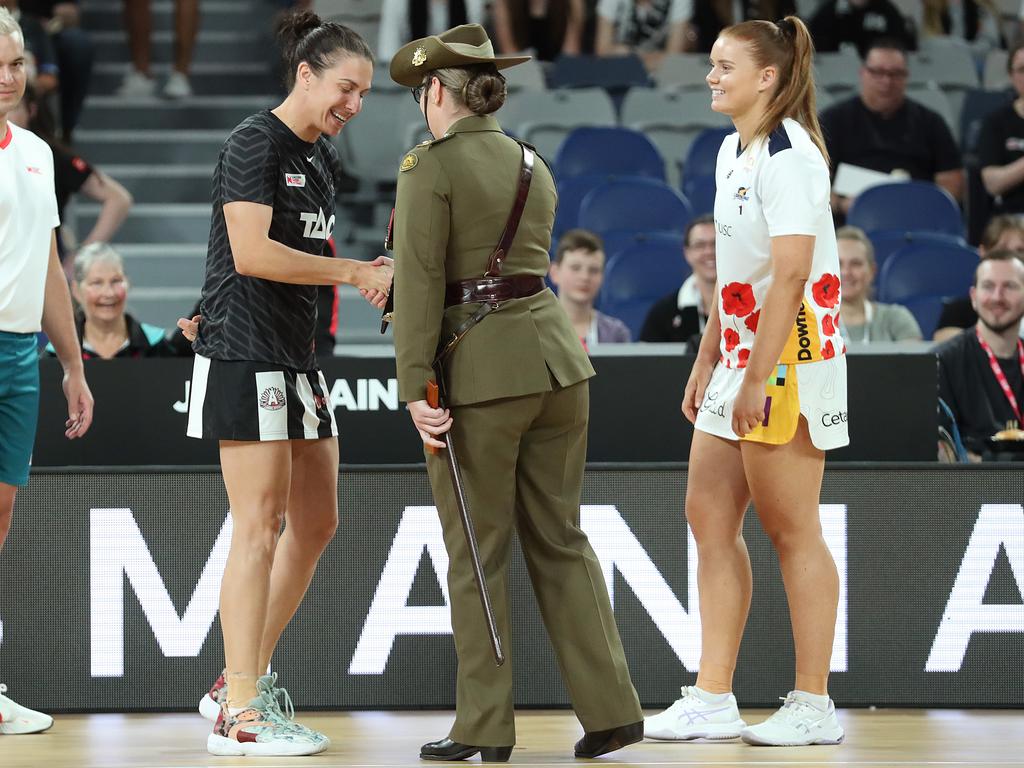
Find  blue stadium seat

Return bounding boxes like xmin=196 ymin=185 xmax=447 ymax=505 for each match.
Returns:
xmin=899 ymin=295 xmax=948 ymax=340
xmin=553 ymin=174 xmax=617 ymax=241
xmin=554 ymin=126 xmax=666 ymax=181
xmin=679 ymin=127 xmax=731 ymax=213
xmin=847 ymin=182 xmax=965 ymax=239
xmin=682 ymin=126 xmax=733 ymax=181
xmin=877 ymin=240 xmax=979 ymax=303
xmin=578 ymin=178 xmax=694 ymax=241
xmin=682 ymin=174 xmax=716 ymax=215
xmin=548 ymin=54 xmax=651 ymax=92
xmin=598 ymin=233 xmax=690 ymax=338
xmin=866 ymin=230 xmax=969 ymax=274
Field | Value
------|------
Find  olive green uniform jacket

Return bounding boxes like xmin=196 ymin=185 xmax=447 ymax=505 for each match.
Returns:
xmin=391 ymin=114 xmax=641 ymax=746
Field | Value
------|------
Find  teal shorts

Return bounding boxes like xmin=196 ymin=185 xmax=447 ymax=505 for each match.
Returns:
xmin=0 ymin=331 xmax=40 ymax=487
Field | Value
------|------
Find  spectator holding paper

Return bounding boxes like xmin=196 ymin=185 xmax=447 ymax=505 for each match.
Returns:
xmin=820 ymin=38 xmax=963 ymax=221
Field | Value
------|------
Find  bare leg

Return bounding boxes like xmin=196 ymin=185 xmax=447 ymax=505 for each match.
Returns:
xmin=741 ymin=418 xmax=837 ymax=696
xmin=257 ymin=438 xmax=339 ymax=672
xmin=218 ymin=440 xmax=292 ymax=707
xmin=687 ymin=430 xmax=752 ymax=694
xmin=0 ymin=484 xmax=15 ymax=553
xmin=122 ymin=0 xmax=152 ymax=75
xmin=173 ymin=0 xmax=200 ymax=75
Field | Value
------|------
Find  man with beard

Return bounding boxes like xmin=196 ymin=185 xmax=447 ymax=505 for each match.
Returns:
xmin=936 ymin=251 xmax=1024 ymax=459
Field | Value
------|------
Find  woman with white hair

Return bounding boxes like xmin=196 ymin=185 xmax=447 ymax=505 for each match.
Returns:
xmin=46 ymin=242 xmax=182 ymax=359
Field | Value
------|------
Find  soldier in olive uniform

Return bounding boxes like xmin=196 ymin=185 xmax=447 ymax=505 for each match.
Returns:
xmin=388 ymin=24 xmax=643 ymax=762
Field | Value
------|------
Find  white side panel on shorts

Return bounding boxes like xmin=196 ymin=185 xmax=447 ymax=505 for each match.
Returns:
xmin=186 ymin=355 xmax=211 ymax=439
xmin=255 ymin=370 xmax=289 ymax=440
xmin=294 ymin=373 xmax=322 ymax=440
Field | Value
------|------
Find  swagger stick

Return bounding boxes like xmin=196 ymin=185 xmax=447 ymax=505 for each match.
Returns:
xmin=427 ymin=363 xmax=506 ymax=666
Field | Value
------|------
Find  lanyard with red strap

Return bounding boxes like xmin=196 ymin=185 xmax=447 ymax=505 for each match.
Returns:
xmin=975 ymin=327 xmax=1024 ymax=425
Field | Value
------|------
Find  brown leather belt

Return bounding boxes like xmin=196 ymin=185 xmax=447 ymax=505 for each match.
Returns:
xmin=444 ymin=275 xmax=545 ymax=308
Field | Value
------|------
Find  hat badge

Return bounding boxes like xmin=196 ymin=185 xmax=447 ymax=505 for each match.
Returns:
xmin=412 ymin=46 xmax=427 ymax=67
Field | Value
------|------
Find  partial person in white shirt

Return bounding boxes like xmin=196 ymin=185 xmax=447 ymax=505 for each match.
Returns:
xmin=645 ymin=15 xmax=847 ymax=748
xmin=595 ymin=0 xmax=690 ymax=70
xmin=0 ymin=6 xmax=92 ymax=737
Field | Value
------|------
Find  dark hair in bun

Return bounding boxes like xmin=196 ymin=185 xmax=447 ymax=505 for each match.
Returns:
xmin=276 ymin=10 xmax=374 ymax=91
xmin=433 ymin=64 xmax=507 ymax=116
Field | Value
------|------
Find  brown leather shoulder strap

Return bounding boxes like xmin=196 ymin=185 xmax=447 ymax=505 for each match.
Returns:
xmin=485 ymin=142 xmax=535 ymax=278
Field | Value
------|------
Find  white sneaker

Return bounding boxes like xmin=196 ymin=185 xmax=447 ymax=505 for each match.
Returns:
xmin=0 ymin=683 xmax=54 ymax=735
xmin=163 ymin=71 xmax=193 ymax=99
xmin=116 ymin=69 xmax=156 ymax=98
xmin=740 ymin=691 xmax=844 ymax=746
xmin=644 ymin=685 xmax=746 ymax=741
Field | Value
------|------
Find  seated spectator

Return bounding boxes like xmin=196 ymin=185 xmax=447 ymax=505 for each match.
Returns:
xmin=809 ymin=0 xmax=916 ymax=57
xmin=979 ymin=42 xmax=1024 ymax=216
xmin=549 ymin=229 xmax=631 ymax=349
xmin=1 ymin=0 xmax=57 ymax=95
xmin=921 ymin=0 xmax=1002 ymax=55
xmin=821 ymin=39 xmax=964 ymax=221
xmin=934 ymin=214 xmax=1024 ymax=341
xmin=17 ymin=0 xmax=92 ymax=140
xmin=936 ymin=251 xmax=1024 ymax=459
xmin=836 ymin=225 xmax=923 ymax=343
xmin=594 ymin=0 xmax=687 ymax=70
xmin=378 ymin=0 xmax=486 ymax=62
xmin=46 ymin=243 xmax=189 ymax=359
xmin=686 ymin=0 xmax=794 ymax=53
xmin=116 ymin=0 xmax=198 ymax=98
xmin=9 ymin=84 xmax=133 ymax=264
xmin=639 ymin=214 xmax=715 ymax=343
xmin=492 ymin=0 xmax=583 ymax=60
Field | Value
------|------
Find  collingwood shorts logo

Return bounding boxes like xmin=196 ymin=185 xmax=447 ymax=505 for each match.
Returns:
xmin=259 ymin=386 xmax=286 ymax=411
xmin=300 ymin=208 xmax=336 ymax=240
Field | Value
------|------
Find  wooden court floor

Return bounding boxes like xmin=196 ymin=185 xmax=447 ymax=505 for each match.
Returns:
xmin=1 ymin=709 xmax=1022 ymax=768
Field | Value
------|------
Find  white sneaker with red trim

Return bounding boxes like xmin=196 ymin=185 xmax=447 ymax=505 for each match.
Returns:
xmin=0 ymin=683 xmax=53 ymax=735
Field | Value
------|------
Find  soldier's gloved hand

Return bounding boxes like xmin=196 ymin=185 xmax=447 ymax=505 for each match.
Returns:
xmin=408 ymin=400 xmax=452 ymax=450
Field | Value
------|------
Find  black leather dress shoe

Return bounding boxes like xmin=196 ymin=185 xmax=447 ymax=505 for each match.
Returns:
xmin=420 ymin=737 xmax=513 ymax=762
xmin=574 ymin=720 xmax=644 ymax=758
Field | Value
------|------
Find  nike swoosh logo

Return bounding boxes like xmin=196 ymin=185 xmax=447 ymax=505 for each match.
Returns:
xmin=306 ymin=156 xmax=314 ymax=163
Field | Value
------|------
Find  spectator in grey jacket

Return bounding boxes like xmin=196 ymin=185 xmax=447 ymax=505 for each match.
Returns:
xmin=549 ymin=228 xmax=631 ymax=350
xmin=837 ymin=225 xmax=923 ymax=343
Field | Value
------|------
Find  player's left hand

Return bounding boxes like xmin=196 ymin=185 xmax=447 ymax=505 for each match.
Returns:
xmin=731 ymin=379 xmax=765 ymax=438
xmin=359 ymin=255 xmax=394 ymax=309
xmin=177 ymin=314 xmax=201 ymax=342
xmin=63 ymin=369 xmax=94 ymax=439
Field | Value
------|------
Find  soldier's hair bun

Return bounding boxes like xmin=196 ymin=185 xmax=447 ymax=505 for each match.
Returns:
xmin=276 ymin=10 xmax=374 ymax=91
xmin=464 ymin=71 xmax=507 ymax=115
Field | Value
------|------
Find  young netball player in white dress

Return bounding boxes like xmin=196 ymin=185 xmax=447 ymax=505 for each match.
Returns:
xmin=645 ymin=16 xmax=848 ymax=747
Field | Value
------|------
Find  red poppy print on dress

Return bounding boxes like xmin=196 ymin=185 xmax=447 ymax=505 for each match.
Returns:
xmin=721 ymin=282 xmax=756 ymax=317
xmin=737 ymin=348 xmax=750 ymax=368
xmin=821 ymin=313 xmax=835 ymax=336
xmin=744 ymin=309 xmax=760 ymax=333
xmin=821 ymin=339 xmax=836 ymax=359
xmin=812 ymin=274 xmax=840 ymax=309
xmin=723 ymin=328 xmax=740 ymax=352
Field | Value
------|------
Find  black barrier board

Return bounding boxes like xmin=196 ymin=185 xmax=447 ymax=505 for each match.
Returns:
xmin=0 ymin=465 xmax=1020 ymax=712
xmin=33 ymin=353 xmax=935 ymax=465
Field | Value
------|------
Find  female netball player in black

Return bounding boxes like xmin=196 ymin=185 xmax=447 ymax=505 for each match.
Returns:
xmin=185 ymin=11 xmax=391 ymax=756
